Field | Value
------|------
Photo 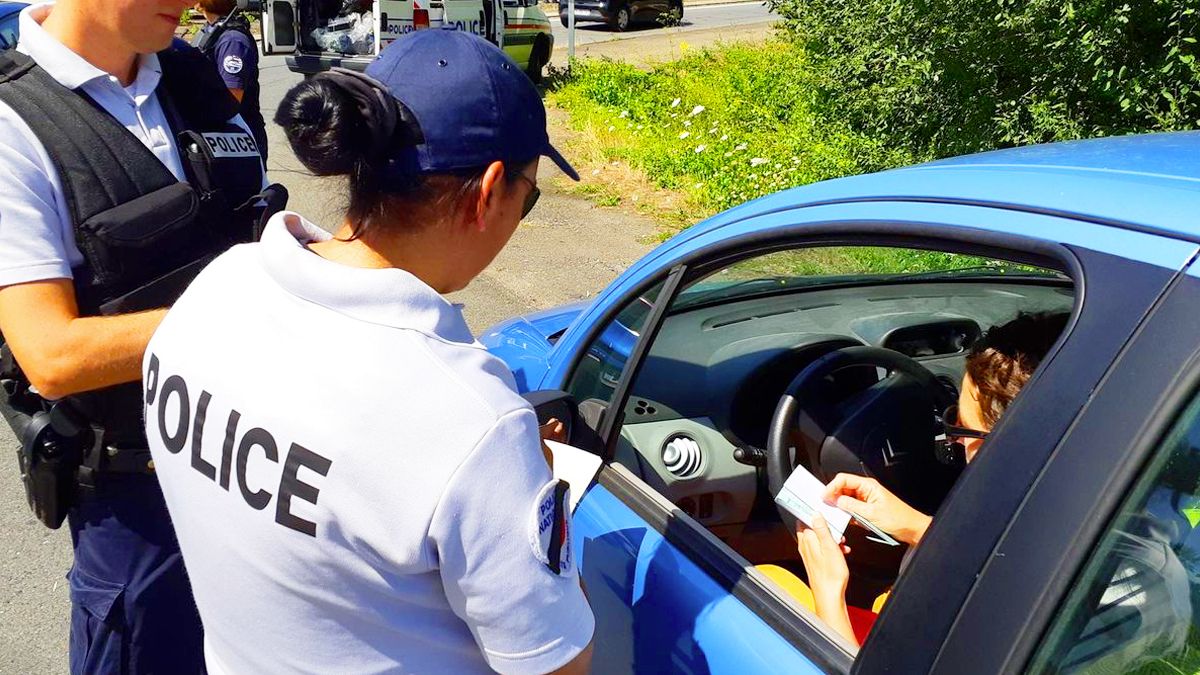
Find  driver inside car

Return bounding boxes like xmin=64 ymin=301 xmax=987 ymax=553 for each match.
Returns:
xmin=784 ymin=311 xmax=1069 ymax=648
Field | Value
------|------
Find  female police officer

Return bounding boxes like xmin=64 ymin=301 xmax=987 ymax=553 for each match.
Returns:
xmin=141 ymin=31 xmax=594 ymax=674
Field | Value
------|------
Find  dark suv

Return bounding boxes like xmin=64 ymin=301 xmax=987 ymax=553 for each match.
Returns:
xmin=558 ymin=0 xmax=682 ymax=31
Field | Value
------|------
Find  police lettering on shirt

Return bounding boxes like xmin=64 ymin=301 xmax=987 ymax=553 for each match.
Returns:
xmin=203 ymin=132 xmax=259 ymax=158
xmin=145 ymin=353 xmax=332 ymax=537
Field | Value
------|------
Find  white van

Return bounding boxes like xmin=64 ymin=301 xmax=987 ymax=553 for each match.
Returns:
xmin=262 ymin=0 xmax=554 ymax=82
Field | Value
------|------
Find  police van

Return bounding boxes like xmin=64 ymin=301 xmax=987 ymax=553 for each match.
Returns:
xmin=262 ymin=0 xmax=554 ymax=82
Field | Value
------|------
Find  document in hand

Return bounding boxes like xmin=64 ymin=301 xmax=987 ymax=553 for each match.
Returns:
xmin=774 ymin=464 xmax=900 ymax=546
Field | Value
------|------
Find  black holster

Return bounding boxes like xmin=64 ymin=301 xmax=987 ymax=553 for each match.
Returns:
xmin=0 ymin=353 xmax=89 ymax=529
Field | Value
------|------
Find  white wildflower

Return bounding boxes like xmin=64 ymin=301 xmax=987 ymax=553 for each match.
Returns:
xmin=607 ymin=126 xmax=615 ymax=132
xmin=724 ymin=151 xmax=733 ymax=158
xmin=592 ymin=169 xmax=601 ymax=176
xmin=694 ymin=145 xmax=707 ymax=153
xmin=720 ymin=134 xmax=728 ymax=141
xmin=679 ymin=131 xmax=690 ymax=139
xmin=689 ymin=104 xmax=705 ymax=116
xmin=750 ymin=157 xmax=768 ymax=167
xmin=683 ymin=120 xmax=692 ymax=127
xmin=619 ymin=110 xmax=630 ymax=118
xmin=636 ymin=124 xmax=644 ymax=130
xmin=735 ymin=143 xmax=748 ymax=151
xmin=670 ymin=98 xmax=681 ymax=108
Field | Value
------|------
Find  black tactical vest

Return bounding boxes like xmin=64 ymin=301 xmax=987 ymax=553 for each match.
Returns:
xmin=0 ymin=40 xmax=279 ymax=446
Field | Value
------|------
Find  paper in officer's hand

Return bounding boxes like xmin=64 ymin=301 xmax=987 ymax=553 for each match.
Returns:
xmin=774 ymin=463 xmax=853 ymax=540
xmin=545 ymin=440 xmax=602 ymax=513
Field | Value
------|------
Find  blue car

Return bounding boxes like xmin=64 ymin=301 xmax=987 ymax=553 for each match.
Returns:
xmin=482 ymin=132 xmax=1200 ymax=673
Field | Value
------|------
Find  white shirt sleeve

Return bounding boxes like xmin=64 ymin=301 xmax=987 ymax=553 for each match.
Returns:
xmin=428 ymin=408 xmax=595 ymax=674
xmin=0 ymin=103 xmax=74 ymax=287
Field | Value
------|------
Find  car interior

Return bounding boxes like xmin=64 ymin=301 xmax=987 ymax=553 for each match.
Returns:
xmin=567 ymin=244 xmax=1076 ymax=644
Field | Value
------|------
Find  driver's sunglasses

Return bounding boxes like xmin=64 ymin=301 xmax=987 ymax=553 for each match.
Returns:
xmin=941 ymin=404 xmax=989 ymax=441
xmin=514 ymin=172 xmax=541 ymax=219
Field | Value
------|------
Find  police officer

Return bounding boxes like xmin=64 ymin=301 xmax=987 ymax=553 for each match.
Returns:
xmin=0 ymin=1 xmax=275 ymax=672
xmin=192 ymin=0 xmax=267 ymax=161
xmin=143 ymin=31 xmax=594 ymax=673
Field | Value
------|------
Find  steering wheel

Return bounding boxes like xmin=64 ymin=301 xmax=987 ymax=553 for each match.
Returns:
xmin=766 ymin=346 xmax=962 ymax=532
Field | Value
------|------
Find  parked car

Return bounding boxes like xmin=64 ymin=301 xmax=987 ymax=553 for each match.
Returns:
xmin=262 ymin=0 xmax=554 ymax=82
xmin=482 ymin=131 xmax=1200 ymax=673
xmin=0 ymin=2 xmax=26 ymax=51
xmin=558 ymin=0 xmax=681 ymax=31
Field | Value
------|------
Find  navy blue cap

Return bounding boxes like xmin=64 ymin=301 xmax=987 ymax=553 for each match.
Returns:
xmin=365 ymin=30 xmax=578 ymax=181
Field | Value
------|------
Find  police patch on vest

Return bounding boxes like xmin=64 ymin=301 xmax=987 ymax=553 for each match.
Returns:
xmin=529 ymin=479 xmax=572 ymax=575
xmin=203 ymin=132 xmax=259 ymax=158
xmin=223 ymin=55 xmax=244 ymax=74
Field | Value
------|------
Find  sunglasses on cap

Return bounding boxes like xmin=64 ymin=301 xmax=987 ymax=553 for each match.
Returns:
xmin=940 ymin=404 xmax=989 ymax=441
xmin=514 ymin=173 xmax=541 ymax=219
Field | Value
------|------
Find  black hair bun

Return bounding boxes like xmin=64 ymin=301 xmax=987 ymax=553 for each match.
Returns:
xmin=274 ymin=77 xmax=370 ymax=177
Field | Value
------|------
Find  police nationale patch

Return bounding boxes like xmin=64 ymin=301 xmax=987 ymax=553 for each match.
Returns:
xmin=529 ymin=480 xmax=572 ymax=575
xmin=223 ymin=55 xmax=244 ymax=74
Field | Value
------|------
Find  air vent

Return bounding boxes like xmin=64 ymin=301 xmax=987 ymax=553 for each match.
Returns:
xmin=662 ymin=434 xmax=703 ymax=478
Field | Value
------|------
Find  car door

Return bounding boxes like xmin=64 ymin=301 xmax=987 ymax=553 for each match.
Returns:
xmin=262 ymin=0 xmax=298 ymax=54
xmin=531 ymin=201 xmax=1196 ymax=673
xmin=921 ymin=254 xmax=1200 ymax=674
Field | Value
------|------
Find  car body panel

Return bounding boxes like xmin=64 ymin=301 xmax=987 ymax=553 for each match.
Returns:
xmin=575 ymin=482 xmax=829 ymax=673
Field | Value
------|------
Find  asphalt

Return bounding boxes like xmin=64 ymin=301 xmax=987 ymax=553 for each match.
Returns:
xmin=0 ymin=7 xmax=774 ymax=671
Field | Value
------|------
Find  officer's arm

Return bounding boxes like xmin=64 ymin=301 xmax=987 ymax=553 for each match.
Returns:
xmin=547 ymin=641 xmax=592 ymax=675
xmin=0 ymin=279 xmax=165 ymax=399
xmin=228 ymin=88 xmax=245 ymax=103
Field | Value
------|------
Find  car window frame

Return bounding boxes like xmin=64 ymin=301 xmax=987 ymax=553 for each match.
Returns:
xmin=552 ymin=205 xmax=1192 ymax=670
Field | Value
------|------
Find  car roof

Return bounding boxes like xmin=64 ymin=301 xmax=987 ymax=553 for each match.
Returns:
xmin=680 ymin=131 xmax=1200 ymax=250
xmin=0 ymin=1 xmax=27 ymax=14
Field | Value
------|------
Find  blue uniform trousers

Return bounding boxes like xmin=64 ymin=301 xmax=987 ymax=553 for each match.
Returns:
xmin=67 ymin=473 xmax=204 ymax=674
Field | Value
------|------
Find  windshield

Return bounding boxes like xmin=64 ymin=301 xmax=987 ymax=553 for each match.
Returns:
xmin=673 ymin=247 xmax=1067 ymax=310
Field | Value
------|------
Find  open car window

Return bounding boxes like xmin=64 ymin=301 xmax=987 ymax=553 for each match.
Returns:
xmin=565 ymin=241 xmax=1075 ymax=655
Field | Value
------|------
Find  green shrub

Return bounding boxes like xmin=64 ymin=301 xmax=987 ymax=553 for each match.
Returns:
xmin=550 ymin=42 xmax=918 ymax=215
xmin=766 ymin=0 xmax=1200 ymax=158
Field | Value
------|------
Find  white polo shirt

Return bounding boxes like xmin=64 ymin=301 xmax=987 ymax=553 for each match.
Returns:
xmin=0 ymin=2 xmax=258 ymax=288
xmin=143 ymin=212 xmax=594 ymax=674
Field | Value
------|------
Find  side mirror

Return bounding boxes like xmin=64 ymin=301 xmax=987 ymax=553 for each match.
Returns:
xmin=521 ymin=390 xmax=606 ymax=456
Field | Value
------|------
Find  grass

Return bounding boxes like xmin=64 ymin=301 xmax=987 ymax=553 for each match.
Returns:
xmin=547 ymin=39 xmax=923 ymax=235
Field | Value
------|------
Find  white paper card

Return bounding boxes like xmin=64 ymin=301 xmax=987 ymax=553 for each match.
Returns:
xmin=546 ymin=440 xmax=604 ymax=513
xmin=775 ymin=463 xmax=900 ymax=547
xmin=774 ymin=463 xmax=853 ymax=540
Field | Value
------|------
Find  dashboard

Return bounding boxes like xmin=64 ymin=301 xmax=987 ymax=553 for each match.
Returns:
xmin=613 ymin=279 xmax=1074 ymax=534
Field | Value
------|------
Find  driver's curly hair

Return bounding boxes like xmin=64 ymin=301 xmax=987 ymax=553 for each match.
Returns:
xmin=965 ymin=312 xmax=1069 ymax=427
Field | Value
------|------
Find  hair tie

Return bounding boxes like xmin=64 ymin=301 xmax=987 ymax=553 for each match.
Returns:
xmin=312 ymin=68 xmax=424 ymax=161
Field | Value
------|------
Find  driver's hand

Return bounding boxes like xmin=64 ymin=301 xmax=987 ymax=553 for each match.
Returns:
xmin=824 ymin=473 xmax=932 ymax=547
xmin=796 ymin=517 xmax=858 ymax=648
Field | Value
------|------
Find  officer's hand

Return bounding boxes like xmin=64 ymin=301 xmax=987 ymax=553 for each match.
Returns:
xmin=539 ymin=418 xmax=566 ymax=444
xmin=824 ymin=473 xmax=932 ymax=546
xmin=539 ymin=418 xmax=565 ymax=469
